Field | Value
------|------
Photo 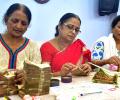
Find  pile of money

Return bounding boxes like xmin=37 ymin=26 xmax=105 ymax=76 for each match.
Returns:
xmin=92 ymin=68 xmax=120 ymax=84
xmin=23 ymin=60 xmax=51 ymax=96
xmin=0 ymin=70 xmax=18 ymax=96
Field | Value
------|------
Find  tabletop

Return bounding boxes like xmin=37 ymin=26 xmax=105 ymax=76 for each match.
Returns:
xmin=0 ymin=72 xmax=120 ymax=100
xmin=50 ymin=72 xmax=120 ymax=100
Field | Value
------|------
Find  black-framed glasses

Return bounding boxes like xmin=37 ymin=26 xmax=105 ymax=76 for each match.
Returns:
xmin=63 ymin=23 xmax=81 ymax=34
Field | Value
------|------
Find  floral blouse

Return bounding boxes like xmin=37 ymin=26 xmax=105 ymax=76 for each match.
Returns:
xmin=92 ymin=41 xmax=104 ymax=60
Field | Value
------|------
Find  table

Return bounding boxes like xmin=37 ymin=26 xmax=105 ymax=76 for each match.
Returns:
xmin=0 ymin=72 xmax=120 ymax=100
xmin=50 ymin=72 xmax=120 ymax=100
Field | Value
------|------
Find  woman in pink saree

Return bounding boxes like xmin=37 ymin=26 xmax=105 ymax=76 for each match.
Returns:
xmin=40 ymin=13 xmax=91 ymax=76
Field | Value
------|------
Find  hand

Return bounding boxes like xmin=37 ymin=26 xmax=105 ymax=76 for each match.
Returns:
xmin=106 ymin=56 xmax=120 ymax=67
xmin=80 ymin=63 xmax=92 ymax=75
xmin=60 ymin=63 xmax=75 ymax=76
xmin=76 ymin=63 xmax=91 ymax=75
xmin=0 ymin=87 xmax=7 ymax=97
xmin=0 ymin=81 xmax=7 ymax=97
xmin=0 ymin=73 xmax=8 ymax=96
xmin=15 ymin=70 xmax=26 ymax=85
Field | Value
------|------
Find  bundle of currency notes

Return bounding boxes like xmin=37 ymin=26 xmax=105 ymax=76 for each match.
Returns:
xmin=23 ymin=60 xmax=51 ymax=96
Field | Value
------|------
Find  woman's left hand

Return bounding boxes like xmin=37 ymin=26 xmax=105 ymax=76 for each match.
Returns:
xmin=15 ymin=70 xmax=26 ymax=85
xmin=80 ymin=63 xmax=92 ymax=75
xmin=72 ymin=63 xmax=92 ymax=75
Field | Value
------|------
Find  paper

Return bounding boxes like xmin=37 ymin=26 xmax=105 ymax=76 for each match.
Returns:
xmin=50 ymin=82 xmax=116 ymax=100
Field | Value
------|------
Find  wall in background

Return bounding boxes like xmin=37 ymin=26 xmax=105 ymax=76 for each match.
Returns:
xmin=117 ymin=1 xmax=120 ymax=15
xmin=0 ymin=0 xmax=117 ymax=48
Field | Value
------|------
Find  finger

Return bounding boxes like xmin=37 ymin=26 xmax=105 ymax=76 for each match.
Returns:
xmin=82 ymin=64 xmax=91 ymax=73
xmin=80 ymin=64 xmax=90 ymax=71
xmin=16 ymin=70 xmax=24 ymax=75
xmin=84 ymin=68 xmax=91 ymax=74
xmin=16 ymin=72 xmax=24 ymax=78
xmin=81 ymin=65 xmax=88 ymax=71
xmin=71 ymin=67 xmax=78 ymax=71
xmin=67 ymin=63 xmax=76 ymax=68
xmin=0 ymin=81 xmax=5 ymax=85
xmin=61 ymin=66 xmax=70 ymax=76
xmin=66 ymin=64 xmax=75 ymax=70
xmin=16 ymin=73 xmax=25 ymax=81
xmin=1 ymin=85 xmax=7 ymax=88
xmin=15 ymin=71 xmax=25 ymax=84
xmin=61 ymin=68 xmax=69 ymax=76
xmin=0 ymin=88 xmax=7 ymax=96
xmin=77 ymin=64 xmax=84 ymax=72
xmin=64 ymin=67 xmax=70 ymax=72
xmin=111 ymin=56 xmax=120 ymax=66
xmin=113 ymin=57 xmax=120 ymax=67
xmin=16 ymin=77 xmax=23 ymax=82
xmin=64 ymin=64 xmax=73 ymax=71
xmin=79 ymin=64 xmax=84 ymax=69
xmin=16 ymin=70 xmax=26 ymax=77
xmin=78 ymin=66 xmax=84 ymax=72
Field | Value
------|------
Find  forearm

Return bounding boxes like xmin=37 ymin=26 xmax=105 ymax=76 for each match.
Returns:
xmin=52 ymin=72 xmax=61 ymax=77
xmin=72 ymin=70 xmax=87 ymax=76
xmin=91 ymin=59 xmax=109 ymax=66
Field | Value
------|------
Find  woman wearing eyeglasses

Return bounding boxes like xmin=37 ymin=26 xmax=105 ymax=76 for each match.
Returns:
xmin=40 ymin=13 xmax=92 ymax=76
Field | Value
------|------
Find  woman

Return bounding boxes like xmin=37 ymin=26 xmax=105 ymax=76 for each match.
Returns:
xmin=0 ymin=3 xmax=41 ymax=96
xmin=92 ymin=15 xmax=120 ymax=71
xmin=40 ymin=13 xmax=92 ymax=76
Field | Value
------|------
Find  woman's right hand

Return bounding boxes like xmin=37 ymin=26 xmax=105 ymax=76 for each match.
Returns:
xmin=0 ymin=82 xmax=7 ymax=97
xmin=106 ymin=56 xmax=120 ymax=67
xmin=79 ymin=63 xmax=92 ymax=75
xmin=15 ymin=69 xmax=26 ymax=85
xmin=60 ymin=63 xmax=75 ymax=76
xmin=0 ymin=74 xmax=7 ymax=97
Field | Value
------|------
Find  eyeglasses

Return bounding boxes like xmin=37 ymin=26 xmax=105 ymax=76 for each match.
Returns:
xmin=63 ymin=23 xmax=81 ymax=34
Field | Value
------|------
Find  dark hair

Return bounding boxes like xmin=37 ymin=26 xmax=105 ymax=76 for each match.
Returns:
xmin=111 ymin=15 xmax=120 ymax=29
xmin=3 ymin=3 xmax=32 ymax=25
xmin=55 ymin=13 xmax=81 ymax=37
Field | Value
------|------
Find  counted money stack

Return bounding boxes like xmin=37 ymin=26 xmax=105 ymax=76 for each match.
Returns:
xmin=0 ymin=70 xmax=18 ymax=96
xmin=92 ymin=67 xmax=120 ymax=86
xmin=23 ymin=60 xmax=51 ymax=96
